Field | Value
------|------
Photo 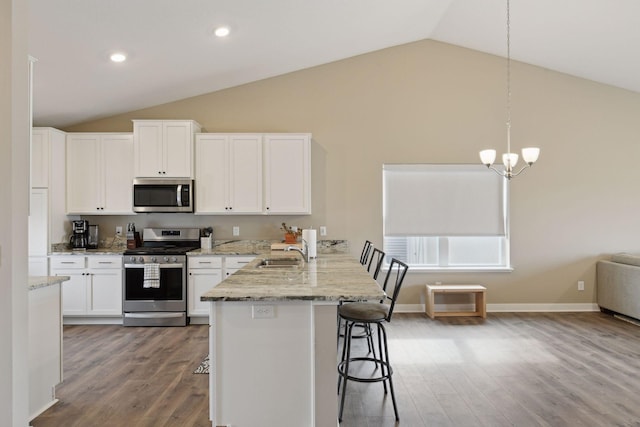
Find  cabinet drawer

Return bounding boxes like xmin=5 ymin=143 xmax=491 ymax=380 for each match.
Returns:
xmin=50 ymin=256 xmax=85 ymax=269
xmin=87 ymin=256 xmax=122 ymax=269
xmin=225 ymin=256 xmax=255 ymax=269
xmin=189 ymin=256 xmax=222 ymax=269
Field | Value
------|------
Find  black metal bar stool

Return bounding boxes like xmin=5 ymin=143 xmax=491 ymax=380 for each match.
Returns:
xmin=338 ymin=246 xmax=386 ymax=354
xmin=360 ymin=240 xmax=373 ymax=265
xmin=367 ymin=247 xmax=385 ymax=280
xmin=337 ymin=258 xmax=409 ymax=422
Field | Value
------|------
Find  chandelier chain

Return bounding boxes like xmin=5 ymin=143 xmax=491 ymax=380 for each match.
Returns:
xmin=506 ymin=0 xmax=511 ymax=154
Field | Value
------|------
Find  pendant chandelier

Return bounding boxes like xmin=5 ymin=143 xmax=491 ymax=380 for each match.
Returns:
xmin=479 ymin=0 xmax=540 ymax=179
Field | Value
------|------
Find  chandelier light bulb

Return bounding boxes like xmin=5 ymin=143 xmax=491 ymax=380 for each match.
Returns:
xmin=479 ymin=149 xmax=497 ymax=166
xmin=522 ymin=147 xmax=540 ymax=165
xmin=502 ymin=153 xmax=519 ymax=169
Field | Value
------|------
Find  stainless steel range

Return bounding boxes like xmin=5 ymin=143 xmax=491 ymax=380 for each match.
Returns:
xmin=123 ymin=227 xmax=200 ymax=326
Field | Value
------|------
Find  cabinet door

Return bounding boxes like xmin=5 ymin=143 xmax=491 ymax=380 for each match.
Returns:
xmin=66 ymin=134 xmax=101 ymax=214
xmin=195 ymin=134 xmax=229 ymax=213
xmin=188 ymin=268 xmax=223 ymax=316
xmin=229 ymin=135 xmax=263 ymax=213
xmin=264 ymin=134 xmax=311 ymax=214
xmin=163 ymin=121 xmax=194 ymax=178
xmin=55 ymin=271 xmax=87 ymax=315
xmin=88 ymin=269 xmax=123 ymax=315
xmin=31 ymin=129 xmax=49 ymax=188
xmin=28 ymin=189 xmax=48 ymax=256
xmin=133 ymin=121 xmax=164 ymax=177
xmin=101 ymin=134 xmax=134 ymax=214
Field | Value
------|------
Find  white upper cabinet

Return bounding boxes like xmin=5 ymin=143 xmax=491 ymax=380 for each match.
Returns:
xmin=263 ymin=133 xmax=311 ymax=214
xmin=66 ymin=133 xmax=134 ymax=215
xmin=133 ymin=120 xmax=201 ymax=178
xmin=195 ymin=132 xmax=311 ymax=215
xmin=31 ymin=127 xmax=65 ymax=188
xmin=195 ymin=133 xmax=263 ymax=214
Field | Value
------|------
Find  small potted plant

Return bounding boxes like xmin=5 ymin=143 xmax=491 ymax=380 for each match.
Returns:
xmin=281 ymin=222 xmax=301 ymax=244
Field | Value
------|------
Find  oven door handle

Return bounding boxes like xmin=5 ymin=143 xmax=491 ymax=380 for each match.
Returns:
xmin=124 ymin=263 xmax=184 ymax=269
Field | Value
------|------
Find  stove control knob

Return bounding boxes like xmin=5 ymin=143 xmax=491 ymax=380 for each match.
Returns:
xmin=171 ymin=256 xmax=177 ymax=263
xmin=130 ymin=256 xmax=136 ymax=263
xmin=163 ymin=256 xmax=169 ymax=262
xmin=138 ymin=257 xmax=144 ymax=263
xmin=151 ymin=257 xmax=157 ymax=263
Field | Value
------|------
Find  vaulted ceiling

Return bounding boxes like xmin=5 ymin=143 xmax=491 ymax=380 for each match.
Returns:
xmin=29 ymin=0 xmax=640 ymax=128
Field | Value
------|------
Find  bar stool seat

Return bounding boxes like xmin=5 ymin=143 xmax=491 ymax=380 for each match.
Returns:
xmin=339 ymin=302 xmax=388 ymax=321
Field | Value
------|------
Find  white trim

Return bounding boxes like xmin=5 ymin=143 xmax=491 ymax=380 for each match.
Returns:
xmin=62 ymin=317 xmax=123 ymax=325
xmin=394 ymin=304 xmax=425 ymax=313
xmin=394 ymin=303 xmax=600 ymax=314
xmin=189 ymin=316 xmax=208 ymax=325
xmin=487 ymin=303 xmax=600 ymax=312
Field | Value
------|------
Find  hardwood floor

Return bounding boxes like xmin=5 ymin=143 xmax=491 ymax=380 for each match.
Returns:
xmin=32 ymin=312 xmax=640 ymax=427
xmin=31 ymin=324 xmax=210 ymax=427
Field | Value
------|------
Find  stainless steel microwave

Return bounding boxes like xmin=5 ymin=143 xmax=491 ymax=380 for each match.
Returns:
xmin=132 ymin=178 xmax=194 ymax=213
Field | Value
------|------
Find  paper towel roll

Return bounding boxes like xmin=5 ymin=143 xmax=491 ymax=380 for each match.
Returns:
xmin=302 ymin=229 xmax=317 ymax=258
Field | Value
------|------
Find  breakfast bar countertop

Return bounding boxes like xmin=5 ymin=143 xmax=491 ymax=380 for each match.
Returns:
xmin=28 ymin=275 xmax=70 ymax=291
xmin=200 ymin=253 xmax=385 ymax=302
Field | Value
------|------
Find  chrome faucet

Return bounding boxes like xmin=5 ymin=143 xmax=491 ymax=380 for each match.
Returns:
xmin=285 ymin=239 xmax=309 ymax=262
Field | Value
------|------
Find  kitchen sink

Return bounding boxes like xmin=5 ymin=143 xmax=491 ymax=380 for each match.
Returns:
xmin=256 ymin=258 xmax=302 ymax=268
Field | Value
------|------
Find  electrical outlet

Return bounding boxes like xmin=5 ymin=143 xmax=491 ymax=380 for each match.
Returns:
xmin=115 ymin=226 xmax=123 ymax=236
xmin=320 ymin=226 xmax=327 ymax=236
xmin=578 ymin=281 xmax=585 ymax=291
xmin=233 ymin=226 xmax=239 ymax=236
xmin=252 ymin=305 xmax=275 ymax=319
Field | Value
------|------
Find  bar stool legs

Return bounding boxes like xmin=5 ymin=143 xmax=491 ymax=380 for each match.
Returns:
xmin=337 ymin=319 xmax=399 ymax=422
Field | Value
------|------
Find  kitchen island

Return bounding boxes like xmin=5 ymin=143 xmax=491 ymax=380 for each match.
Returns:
xmin=28 ymin=275 xmax=69 ymax=421
xmin=201 ymin=253 xmax=385 ymax=427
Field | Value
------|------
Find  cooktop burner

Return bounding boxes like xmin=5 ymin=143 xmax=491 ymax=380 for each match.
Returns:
xmin=123 ymin=227 xmax=201 ymax=256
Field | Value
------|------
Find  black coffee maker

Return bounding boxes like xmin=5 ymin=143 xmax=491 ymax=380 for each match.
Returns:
xmin=70 ymin=220 xmax=89 ymax=249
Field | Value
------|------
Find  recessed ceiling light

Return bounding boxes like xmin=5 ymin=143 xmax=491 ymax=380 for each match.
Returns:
xmin=214 ymin=26 xmax=230 ymax=37
xmin=110 ymin=53 xmax=127 ymax=63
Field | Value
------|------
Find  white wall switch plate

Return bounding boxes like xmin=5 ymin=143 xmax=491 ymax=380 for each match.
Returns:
xmin=320 ymin=226 xmax=327 ymax=236
xmin=115 ymin=226 xmax=122 ymax=236
xmin=233 ymin=226 xmax=240 ymax=236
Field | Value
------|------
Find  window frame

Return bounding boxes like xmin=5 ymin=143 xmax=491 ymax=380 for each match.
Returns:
xmin=382 ymin=163 xmax=512 ymax=272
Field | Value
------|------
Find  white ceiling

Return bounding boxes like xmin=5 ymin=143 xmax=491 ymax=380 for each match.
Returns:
xmin=29 ymin=0 xmax=640 ymax=128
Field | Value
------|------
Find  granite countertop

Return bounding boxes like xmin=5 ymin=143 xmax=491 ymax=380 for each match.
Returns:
xmin=29 ymin=276 xmax=70 ymax=291
xmin=49 ymin=248 xmax=126 ymax=255
xmin=200 ymin=253 xmax=385 ymax=302
xmin=50 ymin=239 xmax=350 ymax=257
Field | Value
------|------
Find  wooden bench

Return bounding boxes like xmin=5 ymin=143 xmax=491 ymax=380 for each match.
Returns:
xmin=425 ymin=284 xmax=487 ymax=319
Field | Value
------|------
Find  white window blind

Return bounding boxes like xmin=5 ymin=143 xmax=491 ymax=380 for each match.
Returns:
xmin=383 ymin=164 xmax=507 ymax=237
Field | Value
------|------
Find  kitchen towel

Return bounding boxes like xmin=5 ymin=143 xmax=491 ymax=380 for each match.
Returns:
xmin=302 ymin=229 xmax=317 ymax=259
xmin=143 ymin=263 xmax=160 ymax=288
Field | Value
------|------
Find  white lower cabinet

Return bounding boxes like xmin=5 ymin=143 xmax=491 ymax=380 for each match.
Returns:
xmin=224 ymin=256 xmax=256 ymax=278
xmin=188 ymin=256 xmax=223 ymax=317
xmin=50 ymin=255 xmax=123 ymax=320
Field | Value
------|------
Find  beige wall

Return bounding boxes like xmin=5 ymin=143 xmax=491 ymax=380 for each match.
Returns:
xmin=64 ymin=39 xmax=640 ymax=306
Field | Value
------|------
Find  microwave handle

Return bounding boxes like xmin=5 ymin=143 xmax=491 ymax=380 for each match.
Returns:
xmin=176 ymin=184 xmax=182 ymax=206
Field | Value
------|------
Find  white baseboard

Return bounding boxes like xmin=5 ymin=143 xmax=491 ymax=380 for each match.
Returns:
xmin=487 ymin=303 xmax=600 ymax=312
xmin=63 ymin=317 xmax=123 ymax=325
xmin=395 ymin=303 xmax=600 ymax=314
xmin=189 ymin=316 xmax=208 ymax=325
